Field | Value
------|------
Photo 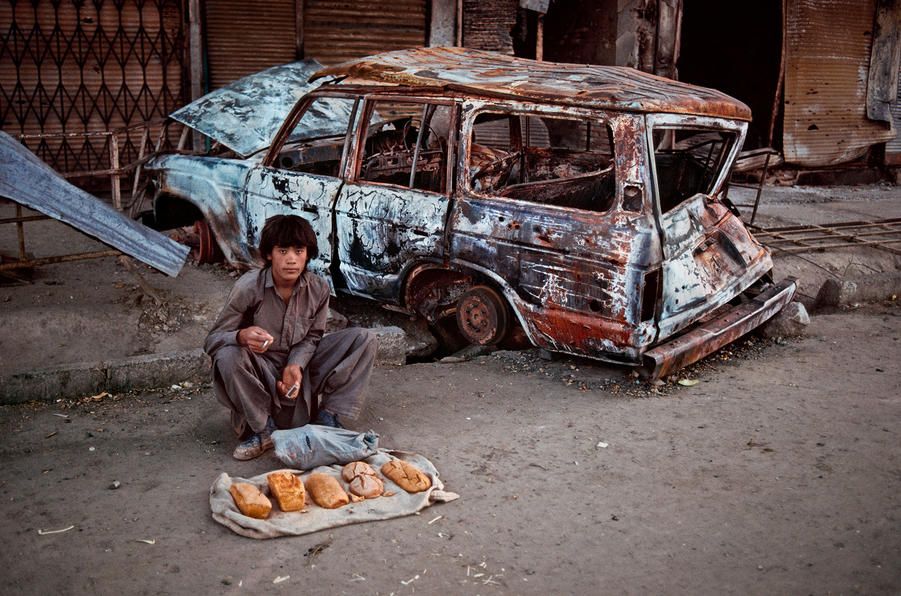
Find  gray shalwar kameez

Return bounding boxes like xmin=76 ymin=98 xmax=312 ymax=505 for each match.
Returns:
xmin=204 ymin=268 xmax=376 ymax=437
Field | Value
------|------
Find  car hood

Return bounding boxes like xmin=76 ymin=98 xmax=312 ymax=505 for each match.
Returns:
xmin=170 ymin=60 xmax=325 ymax=158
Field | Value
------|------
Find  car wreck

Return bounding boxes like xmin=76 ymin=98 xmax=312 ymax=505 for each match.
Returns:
xmin=144 ymin=47 xmax=796 ymax=378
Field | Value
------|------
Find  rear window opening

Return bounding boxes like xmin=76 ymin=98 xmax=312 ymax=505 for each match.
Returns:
xmin=651 ymin=128 xmax=736 ymax=213
xmin=469 ymin=111 xmax=616 ymax=213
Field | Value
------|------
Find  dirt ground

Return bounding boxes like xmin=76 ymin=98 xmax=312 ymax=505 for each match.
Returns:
xmin=1 ymin=304 xmax=899 ymax=594
xmin=1 ymin=186 xmax=900 ymax=593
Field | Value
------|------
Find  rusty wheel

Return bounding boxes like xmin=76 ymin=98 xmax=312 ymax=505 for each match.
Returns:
xmin=193 ymin=219 xmax=224 ymax=264
xmin=456 ymin=285 xmax=510 ymax=346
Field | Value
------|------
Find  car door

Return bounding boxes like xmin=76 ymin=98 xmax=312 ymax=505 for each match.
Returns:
xmin=242 ymin=95 xmax=360 ymax=286
xmin=647 ymin=113 xmax=774 ymax=340
xmin=449 ymin=103 xmax=656 ymax=358
xmin=333 ymin=97 xmax=456 ymax=300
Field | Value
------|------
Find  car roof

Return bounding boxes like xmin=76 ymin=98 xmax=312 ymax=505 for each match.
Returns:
xmin=310 ymin=47 xmax=752 ymax=121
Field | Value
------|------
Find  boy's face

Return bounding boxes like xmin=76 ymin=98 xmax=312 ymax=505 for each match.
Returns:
xmin=267 ymin=245 xmax=308 ymax=286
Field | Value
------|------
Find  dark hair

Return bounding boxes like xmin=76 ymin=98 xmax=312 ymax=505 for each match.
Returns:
xmin=258 ymin=215 xmax=319 ymax=262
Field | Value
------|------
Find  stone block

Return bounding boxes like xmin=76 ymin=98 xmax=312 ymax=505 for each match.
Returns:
xmin=371 ymin=326 xmax=407 ymax=366
xmin=761 ymin=301 xmax=810 ymax=338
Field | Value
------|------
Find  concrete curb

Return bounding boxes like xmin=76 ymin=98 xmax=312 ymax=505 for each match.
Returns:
xmin=0 ymin=329 xmax=409 ymax=405
xmin=816 ymin=271 xmax=901 ymax=307
xmin=0 ymin=349 xmax=210 ymax=405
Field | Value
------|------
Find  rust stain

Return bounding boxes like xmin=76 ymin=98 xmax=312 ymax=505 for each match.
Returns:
xmin=312 ymin=47 xmax=751 ymax=121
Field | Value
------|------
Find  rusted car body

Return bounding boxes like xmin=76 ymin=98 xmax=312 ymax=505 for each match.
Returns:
xmin=145 ymin=48 xmax=795 ymax=377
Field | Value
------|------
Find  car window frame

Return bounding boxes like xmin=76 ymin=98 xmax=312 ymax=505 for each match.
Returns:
xmin=347 ymin=94 xmax=458 ymax=197
xmin=461 ymin=101 xmax=620 ymax=216
xmin=262 ymin=90 xmax=362 ymax=177
xmin=644 ymin=113 xmax=747 ymax=214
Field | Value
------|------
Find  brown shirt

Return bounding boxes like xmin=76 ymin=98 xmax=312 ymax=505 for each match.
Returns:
xmin=204 ymin=267 xmax=330 ymax=371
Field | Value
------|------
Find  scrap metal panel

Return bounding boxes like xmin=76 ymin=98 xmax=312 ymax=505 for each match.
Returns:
xmin=0 ymin=131 xmax=189 ymax=277
xmin=783 ymin=0 xmax=896 ymax=166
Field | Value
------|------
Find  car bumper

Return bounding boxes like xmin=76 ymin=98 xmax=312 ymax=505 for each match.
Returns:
xmin=642 ymin=277 xmax=797 ymax=380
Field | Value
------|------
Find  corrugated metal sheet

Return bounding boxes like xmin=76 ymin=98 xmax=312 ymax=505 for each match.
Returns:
xmin=0 ymin=131 xmax=189 ymax=276
xmin=783 ymin=0 xmax=895 ymax=166
xmin=303 ymin=0 xmax=426 ymax=67
xmin=204 ymin=0 xmax=297 ymax=90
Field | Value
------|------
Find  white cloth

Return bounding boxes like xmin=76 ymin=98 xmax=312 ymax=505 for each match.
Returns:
xmin=209 ymin=449 xmax=459 ymax=539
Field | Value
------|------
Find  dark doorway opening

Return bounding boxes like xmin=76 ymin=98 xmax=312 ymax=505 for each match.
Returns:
xmin=541 ymin=0 xmax=617 ymax=65
xmin=678 ymin=0 xmax=782 ymax=150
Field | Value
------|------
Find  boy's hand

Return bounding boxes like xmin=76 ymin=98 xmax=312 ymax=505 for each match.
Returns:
xmin=277 ymin=365 xmax=302 ymax=400
xmin=238 ymin=326 xmax=275 ymax=353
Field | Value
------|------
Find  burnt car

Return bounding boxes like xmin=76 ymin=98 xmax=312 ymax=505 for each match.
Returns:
xmin=145 ymin=47 xmax=795 ymax=378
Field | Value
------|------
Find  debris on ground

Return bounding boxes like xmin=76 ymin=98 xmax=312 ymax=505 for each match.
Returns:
xmin=488 ymin=333 xmax=781 ymax=397
xmin=761 ymin=301 xmax=810 ymax=338
xmin=304 ymin=539 xmax=332 ymax=566
xmin=37 ymin=525 xmax=75 ymax=535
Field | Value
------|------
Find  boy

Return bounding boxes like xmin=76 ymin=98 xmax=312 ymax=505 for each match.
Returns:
xmin=204 ymin=215 xmax=377 ymax=460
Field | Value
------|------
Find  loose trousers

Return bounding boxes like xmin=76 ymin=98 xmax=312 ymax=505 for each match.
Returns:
xmin=211 ymin=327 xmax=377 ymax=437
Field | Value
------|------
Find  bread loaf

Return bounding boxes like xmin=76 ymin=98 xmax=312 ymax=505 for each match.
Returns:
xmin=349 ymin=473 xmax=384 ymax=498
xmin=342 ymin=461 xmax=376 ymax=482
xmin=229 ymin=482 xmax=272 ymax=519
xmin=266 ymin=471 xmax=305 ymax=512
xmin=305 ymin=473 xmax=350 ymax=509
xmin=381 ymin=459 xmax=432 ymax=493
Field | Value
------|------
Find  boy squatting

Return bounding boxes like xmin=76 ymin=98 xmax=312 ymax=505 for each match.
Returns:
xmin=204 ymin=214 xmax=377 ymax=460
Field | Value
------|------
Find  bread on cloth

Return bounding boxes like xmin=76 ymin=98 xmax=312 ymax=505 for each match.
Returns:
xmin=305 ymin=473 xmax=350 ymax=509
xmin=348 ymin=473 xmax=384 ymax=498
xmin=229 ymin=482 xmax=272 ymax=519
xmin=341 ymin=461 xmax=376 ymax=482
xmin=381 ymin=459 xmax=432 ymax=493
xmin=342 ymin=461 xmax=384 ymax=498
xmin=266 ymin=471 xmax=305 ymax=512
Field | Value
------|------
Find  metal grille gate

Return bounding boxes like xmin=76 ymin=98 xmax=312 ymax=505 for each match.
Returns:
xmin=0 ymin=0 xmax=187 ymax=200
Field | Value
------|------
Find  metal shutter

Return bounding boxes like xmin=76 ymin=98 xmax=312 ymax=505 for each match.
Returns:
xmin=303 ymin=0 xmax=426 ymax=67
xmin=783 ymin=0 xmax=895 ymax=167
xmin=204 ymin=0 xmax=298 ymax=89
